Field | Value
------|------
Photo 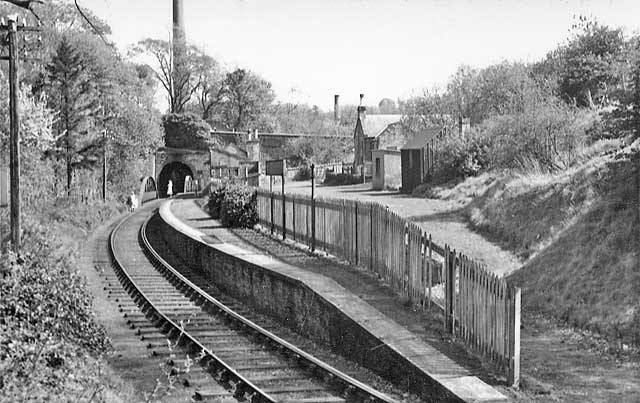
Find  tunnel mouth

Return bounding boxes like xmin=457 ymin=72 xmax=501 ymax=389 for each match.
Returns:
xmin=158 ymin=161 xmax=194 ymax=197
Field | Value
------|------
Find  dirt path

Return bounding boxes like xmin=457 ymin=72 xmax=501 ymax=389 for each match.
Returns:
xmin=282 ymin=181 xmax=521 ymax=277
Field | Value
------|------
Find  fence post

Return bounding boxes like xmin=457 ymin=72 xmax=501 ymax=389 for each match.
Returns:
xmin=270 ymin=189 xmax=274 ymax=235
xmin=445 ymin=247 xmax=456 ymax=334
xmin=281 ymin=174 xmax=286 ymax=240
xmin=444 ymin=245 xmax=449 ymax=331
xmin=354 ymin=202 xmax=359 ymax=266
xmin=311 ymin=164 xmax=316 ymax=251
xmin=507 ymin=287 xmax=521 ymax=387
xmin=427 ymin=234 xmax=432 ymax=310
xmin=370 ymin=204 xmax=374 ymax=271
xmin=292 ymin=195 xmax=296 ymax=241
xmin=404 ymin=224 xmax=410 ymax=294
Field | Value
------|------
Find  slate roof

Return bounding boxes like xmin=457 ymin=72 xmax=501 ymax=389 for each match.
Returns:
xmin=401 ymin=127 xmax=444 ymax=150
xmin=361 ymin=114 xmax=403 ymax=138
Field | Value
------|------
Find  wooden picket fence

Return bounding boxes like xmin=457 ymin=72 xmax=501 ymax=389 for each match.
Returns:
xmin=255 ymin=187 xmax=521 ymax=386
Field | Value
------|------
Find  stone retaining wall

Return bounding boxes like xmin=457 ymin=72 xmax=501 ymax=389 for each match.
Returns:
xmin=156 ymin=204 xmax=464 ymax=402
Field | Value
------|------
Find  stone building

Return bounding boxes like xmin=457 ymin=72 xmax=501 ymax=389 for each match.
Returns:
xmin=353 ymin=106 xmax=403 ymax=172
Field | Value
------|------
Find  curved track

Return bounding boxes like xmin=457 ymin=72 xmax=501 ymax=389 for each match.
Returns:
xmin=109 ymin=207 xmax=400 ymax=403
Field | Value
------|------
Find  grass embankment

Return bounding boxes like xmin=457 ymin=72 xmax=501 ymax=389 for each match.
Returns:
xmin=0 ymin=198 xmax=134 ymax=402
xmin=430 ymin=140 xmax=639 ymax=344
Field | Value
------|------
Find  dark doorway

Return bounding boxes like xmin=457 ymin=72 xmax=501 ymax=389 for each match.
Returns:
xmin=158 ymin=162 xmax=193 ymax=197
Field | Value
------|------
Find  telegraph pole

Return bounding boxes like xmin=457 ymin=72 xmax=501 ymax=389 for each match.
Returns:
xmin=102 ymin=128 xmax=107 ymax=202
xmin=1 ymin=15 xmax=40 ymax=252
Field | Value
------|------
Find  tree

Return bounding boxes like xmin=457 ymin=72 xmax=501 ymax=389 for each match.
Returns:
xmin=162 ymin=112 xmax=216 ymax=149
xmin=0 ymin=75 xmax=55 ymax=158
xmin=133 ymin=38 xmax=204 ymax=113
xmin=378 ymin=98 xmax=398 ymax=114
xmin=219 ymin=69 xmax=275 ymax=131
xmin=192 ymin=52 xmax=224 ymax=121
xmin=603 ymin=56 xmax=640 ymax=139
xmin=46 ymin=35 xmax=102 ymax=191
xmin=284 ymin=135 xmax=350 ymax=166
xmin=553 ymin=17 xmax=625 ymax=107
xmin=400 ymin=88 xmax=453 ymax=134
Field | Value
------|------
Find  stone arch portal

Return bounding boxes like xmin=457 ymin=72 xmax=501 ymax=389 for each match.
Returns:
xmin=158 ymin=161 xmax=194 ymax=198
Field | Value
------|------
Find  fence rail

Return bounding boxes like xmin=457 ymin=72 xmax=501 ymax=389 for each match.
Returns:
xmin=255 ymin=187 xmax=520 ymax=386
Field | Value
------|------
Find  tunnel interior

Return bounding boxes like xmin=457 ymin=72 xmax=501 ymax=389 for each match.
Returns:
xmin=158 ymin=161 xmax=193 ymax=198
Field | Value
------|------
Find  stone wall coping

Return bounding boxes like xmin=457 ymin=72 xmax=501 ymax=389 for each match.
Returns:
xmin=158 ymin=200 xmax=508 ymax=403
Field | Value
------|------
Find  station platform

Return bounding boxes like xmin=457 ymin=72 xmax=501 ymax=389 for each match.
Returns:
xmin=166 ymin=198 xmax=509 ymax=402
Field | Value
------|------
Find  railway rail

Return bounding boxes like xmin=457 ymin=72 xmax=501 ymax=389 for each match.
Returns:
xmin=109 ymin=207 xmax=401 ymax=403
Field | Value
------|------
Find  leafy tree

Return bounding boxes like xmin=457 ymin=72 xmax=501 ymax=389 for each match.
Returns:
xmin=284 ymin=135 xmax=350 ymax=166
xmin=46 ymin=35 xmax=102 ymax=191
xmin=192 ymin=52 xmax=225 ymax=121
xmin=162 ymin=112 xmax=216 ymax=149
xmin=378 ymin=98 xmax=398 ymax=113
xmin=546 ymin=17 xmax=625 ymax=107
xmin=219 ymin=68 xmax=275 ymax=131
xmin=0 ymin=0 xmax=113 ymax=84
xmin=400 ymin=88 xmax=453 ymax=134
xmin=603 ymin=56 xmax=640 ymax=139
xmin=133 ymin=38 xmax=205 ymax=113
xmin=0 ymin=78 xmax=55 ymax=155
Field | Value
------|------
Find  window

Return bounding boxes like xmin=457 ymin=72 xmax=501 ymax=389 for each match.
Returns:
xmin=375 ymin=158 xmax=381 ymax=177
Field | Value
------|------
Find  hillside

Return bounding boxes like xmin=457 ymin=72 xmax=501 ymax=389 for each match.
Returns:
xmin=459 ymin=140 xmax=639 ymax=343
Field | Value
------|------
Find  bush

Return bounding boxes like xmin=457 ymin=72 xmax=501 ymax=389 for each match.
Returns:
xmin=162 ymin=112 xmax=217 ymax=150
xmin=219 ymin=185 xmax=258 ymax=228
xmin=0 ymin=217 xmax=111 ymax=400
xmin=206 ymin=183 xmax=227 ymax=219
xmin=323 ymin=173 xmax=362 ymax=186
xmin=293 ymin=165 xmax=312 ymax=181
xmin=432 ymin=102 xmax=595 ymax=183
xmin=433 ymin=130 xmax=491 ymax=183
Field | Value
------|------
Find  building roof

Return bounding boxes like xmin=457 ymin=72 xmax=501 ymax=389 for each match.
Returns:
xmin=372 ymin=148 xmax=401 ymax=156
xmin=361 ymin=114 xmax=403 ymax=138
xmin=401 ymin=127 xmax=444 ymax=150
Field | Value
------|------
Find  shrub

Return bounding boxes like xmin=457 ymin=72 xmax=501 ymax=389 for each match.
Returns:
xmin=162 ymin=112 xmax=216 ymax=150
xmin=481 ymin=102 xmax=592 ymax=171
xmin=220 ymin=185 xmax=258 ymax=228
xmin=323 ymin=173 xmax=362 ymax=186
xmin=206 ymin=183 xmax=227 ymax=219
xmin=433 ymin=129 xmax=492 ymax=183
xmin=293 ymin=165 xmax=312 ymax=181
xmin=432 ymin=102 xmax=594 ymax=183
xmin=0 ymin=217 xmax=111 ymax=399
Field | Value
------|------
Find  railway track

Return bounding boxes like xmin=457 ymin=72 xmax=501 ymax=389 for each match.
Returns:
xmin=109 ymin=207 xmax=401 ymax=403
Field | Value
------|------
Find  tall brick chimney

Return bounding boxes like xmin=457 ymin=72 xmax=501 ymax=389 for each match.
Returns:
xmin=357 ymin=93 xmax=366 ymax=124
xmin=171 ymin=0 xmax=187 ymax=112
xmin=173 ymin=0 xmax=185 ymax=46
xmin=334 ymin=94 xmax=340 ymax=123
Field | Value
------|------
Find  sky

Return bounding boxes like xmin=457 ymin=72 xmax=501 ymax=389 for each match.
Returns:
xmin=81 ymin=0 xmax=640 ymax=111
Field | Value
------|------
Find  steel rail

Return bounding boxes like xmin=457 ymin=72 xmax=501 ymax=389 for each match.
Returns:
xmin=140 ymin=211 xmax=400 ymax=403
xmin=110 ymin=211 xmax=276 ymax=403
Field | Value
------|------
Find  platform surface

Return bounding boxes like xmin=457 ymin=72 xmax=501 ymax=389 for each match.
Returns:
xmin=165 ymin=198 xmax=509 ymax=403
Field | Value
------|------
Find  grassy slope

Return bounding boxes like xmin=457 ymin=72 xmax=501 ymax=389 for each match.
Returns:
xmin=443 ymin=141 xmax=639 ymax=343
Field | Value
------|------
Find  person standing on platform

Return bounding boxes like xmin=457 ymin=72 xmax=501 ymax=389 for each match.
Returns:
xmin=167 ymin=179 xmax=173 ymax=198
xmin=127 ymin=191 xmax=138 ymax=212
